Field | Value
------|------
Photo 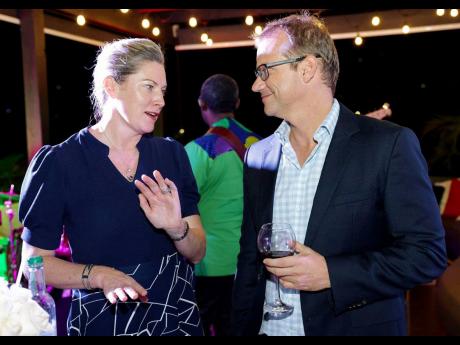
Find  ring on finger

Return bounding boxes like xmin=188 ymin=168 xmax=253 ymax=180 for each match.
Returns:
xmin=160 ymin=186 xmax=172 ymax=195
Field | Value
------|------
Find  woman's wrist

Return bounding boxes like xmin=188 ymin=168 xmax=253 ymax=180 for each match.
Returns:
xmin=167 ymin=220 xmax=190 ymax=242
xmin=86 ymin=265 xmax=107 ymax=290
xmin=82 ymin=264 xmax=95 ymax=290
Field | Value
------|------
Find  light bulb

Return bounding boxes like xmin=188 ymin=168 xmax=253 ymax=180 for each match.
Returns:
xmin=142 ymin=19 xmax=151 ymax=29
xmin=245 ymin=15 xmax=254 ymax=26
xmin=371 ymin=16 xmax=380 ymax=26
xmin=76 ymin=15 xmax=86 ymax=26
xmin=189 ymin=17 xmax=198 ymax=28
xmin=200 ymin=33 xmax=209 ymax=43
xmin=152 ymin=27 xmax=160 ymax=37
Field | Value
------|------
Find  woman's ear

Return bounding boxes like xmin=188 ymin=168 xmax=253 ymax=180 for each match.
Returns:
xmin=103 ymin=76 xmax=118 ymax=99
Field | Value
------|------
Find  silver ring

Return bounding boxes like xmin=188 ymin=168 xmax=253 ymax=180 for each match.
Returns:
xmin=160 ymin=186 xmax=171 ymax=195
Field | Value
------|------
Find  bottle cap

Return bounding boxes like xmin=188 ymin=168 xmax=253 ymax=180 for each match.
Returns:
xmin=27 ymin=256 xmax=43 ymax=268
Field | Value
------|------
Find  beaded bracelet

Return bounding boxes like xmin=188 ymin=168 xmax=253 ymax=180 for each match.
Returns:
xmin=171 ymin=221 xmax=190 ymax=242
xmin=82 ymin=264 xmax=95 ymax=290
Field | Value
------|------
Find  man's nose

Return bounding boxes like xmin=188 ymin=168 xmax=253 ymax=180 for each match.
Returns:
xmin=252 ymin=76 xmax=264 ymax=93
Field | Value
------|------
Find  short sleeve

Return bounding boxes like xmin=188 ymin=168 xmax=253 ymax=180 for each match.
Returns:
xmin=174 ymin=142 xmax=200 ymax=218
xmin=185 ymin=141 xmax=210 ymax=194
xmin=19 ymin=145 xmax=66 ymax=250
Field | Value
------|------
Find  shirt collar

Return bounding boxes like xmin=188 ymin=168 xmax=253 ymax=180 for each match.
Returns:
xmin=275 ymin=98 xmax=340 ymax=144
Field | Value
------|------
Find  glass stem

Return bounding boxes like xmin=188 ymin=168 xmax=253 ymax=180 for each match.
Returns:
xmin=276 ymin=277 xmax=283 ymax=304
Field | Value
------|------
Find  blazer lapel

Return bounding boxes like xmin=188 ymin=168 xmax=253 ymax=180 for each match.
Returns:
xmin=304 ymin=105 xmax=360 ymax=246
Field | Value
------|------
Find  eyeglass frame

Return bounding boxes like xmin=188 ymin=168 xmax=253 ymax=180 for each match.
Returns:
xmin=254 ymin=54 xmax=321 ymax=81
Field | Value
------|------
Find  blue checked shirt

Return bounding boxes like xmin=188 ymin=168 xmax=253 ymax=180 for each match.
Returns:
xmin=260 ymin=99 xmax=340 ymax=336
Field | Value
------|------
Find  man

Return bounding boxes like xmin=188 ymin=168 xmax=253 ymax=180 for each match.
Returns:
xmin=185 ymin=74 xmax=260 ymax=336
xmin=231 ymin=12 xmax=447 ymax=336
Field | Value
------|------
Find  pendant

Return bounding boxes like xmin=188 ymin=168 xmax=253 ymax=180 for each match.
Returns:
xmin=126 ymin=168 xmax=134 ymax=182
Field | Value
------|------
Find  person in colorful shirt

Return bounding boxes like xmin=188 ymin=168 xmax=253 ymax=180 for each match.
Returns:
xmin=185 ymin=74 xmax=260 ymax=336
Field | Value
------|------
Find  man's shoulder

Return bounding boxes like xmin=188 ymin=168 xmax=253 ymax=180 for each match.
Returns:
xmin=244 ymin=134 xmax=280 ymax=169
xmin=247 ymin=134 xmax=275 ymax=152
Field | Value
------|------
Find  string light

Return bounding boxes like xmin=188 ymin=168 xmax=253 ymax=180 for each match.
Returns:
xmin=120 ymin=9 xmax=129 ymax=14
xmin=142 ymin=19 xmax=151 ymax=29
xmin=402 ymin=25 xmax=410 ymax=34
xmin=371 ymin=16 xmax=380 ymax=26
xmin=436 ymin=9 xmax=445 ymax=16
xmin=245 ymin=15 xmax=254 ymax=26
xmin=200 ymin=33 xmax=209 ymax=43
xmin=152 ymin=27 xmax=160 ymax=37
xmin=189 ymin=17 xmax=198 ymax=28
xmin=254 ymin=25 xmax=263 ymax=35
xmin=450 ymin=9 xmax=459 ymax=17
xmin=179 ymin=129 xmax=185 ymax=135
xmin=206 ymin=38 xmax=213 ymax=46
xmin=354 ymin=34 xmax=363 ymax=46
xmin=76 ymin=15 xmax=86 ymax=26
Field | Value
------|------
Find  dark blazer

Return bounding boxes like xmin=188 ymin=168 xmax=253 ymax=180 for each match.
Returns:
xmin=231 ymin=103 xmax=447 ymax=336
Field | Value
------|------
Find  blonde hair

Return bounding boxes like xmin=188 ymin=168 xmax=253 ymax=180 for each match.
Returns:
xmin=91 ymin=38 xmax=164 ymax=121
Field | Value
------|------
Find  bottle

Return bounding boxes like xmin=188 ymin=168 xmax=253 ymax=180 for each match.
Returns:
xmin=27 ymin=256 xmax=57 ymax=336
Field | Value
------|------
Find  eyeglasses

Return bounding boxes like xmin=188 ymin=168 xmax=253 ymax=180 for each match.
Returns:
xmin=254 ymin=56 xmax=306 ymax=81
xmin=254 ymin=55 xmax=320 ymax=81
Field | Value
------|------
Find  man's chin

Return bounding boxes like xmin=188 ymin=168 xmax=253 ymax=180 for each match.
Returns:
xmin=264 ymin=109 xmax=280 ymax=118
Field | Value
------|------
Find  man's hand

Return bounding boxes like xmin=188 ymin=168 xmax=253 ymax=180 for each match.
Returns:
xmin=263 ymin=242 xmax=331 ymax=291
xmin=365 ymin=103 xmax=392 ymax=120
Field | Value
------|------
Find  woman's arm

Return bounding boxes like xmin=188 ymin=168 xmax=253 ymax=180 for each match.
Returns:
xmin=135 ymin=170 xmax=206 ymax=264
xmin=21 ymin=242 xmax=148 ymax=304
xmin=169 ymin=214 xmax=206 ymax=264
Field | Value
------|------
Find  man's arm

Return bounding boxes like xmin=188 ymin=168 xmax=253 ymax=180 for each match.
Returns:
xmin=327 ymin=127 xmax=447 ymax=314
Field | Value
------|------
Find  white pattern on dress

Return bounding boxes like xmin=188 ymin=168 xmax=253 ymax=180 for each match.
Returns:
xmin=68 ymin=253 xmax=200 ymax=336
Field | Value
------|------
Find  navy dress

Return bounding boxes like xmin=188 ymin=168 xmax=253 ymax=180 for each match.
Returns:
xmin=19 ymin=128 xmax=203 ymax=336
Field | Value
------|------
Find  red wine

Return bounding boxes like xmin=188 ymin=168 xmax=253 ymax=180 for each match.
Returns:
xmin=263 ymin=250 xmax=294 ymax=259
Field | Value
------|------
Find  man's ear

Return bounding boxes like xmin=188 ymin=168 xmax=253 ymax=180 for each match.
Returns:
xmin=300 ymin=55 xmax=318 ymax=83
xmin=198 ymin=98 xmax=208 ymax=111
xmin=103 ymin=76 xmax=118 ymax=99
xmin=235 ymin=98 xmax=241 ymax=110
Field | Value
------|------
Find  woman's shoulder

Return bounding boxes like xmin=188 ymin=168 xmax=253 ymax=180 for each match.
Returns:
xmin=28 ymin=129 xmax=88 ymax=171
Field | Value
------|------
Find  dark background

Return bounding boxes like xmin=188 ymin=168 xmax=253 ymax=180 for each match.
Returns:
xmin=1 ymin=19 xmax=460 ymax=190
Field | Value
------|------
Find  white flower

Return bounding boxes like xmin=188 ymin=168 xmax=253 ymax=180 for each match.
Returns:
xmin=0 ymin=278 xmax=55 ymax=336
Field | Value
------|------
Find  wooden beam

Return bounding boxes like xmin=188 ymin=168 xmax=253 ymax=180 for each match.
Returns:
xmin=19 ymin=9 xmax=49 ymax=162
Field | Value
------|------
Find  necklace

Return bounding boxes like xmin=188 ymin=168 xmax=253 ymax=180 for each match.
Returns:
xmin=102 ymin=130 xmax=138 ymax=182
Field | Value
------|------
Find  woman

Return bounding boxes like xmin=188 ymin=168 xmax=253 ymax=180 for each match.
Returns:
xmin=19 ymin=38 xmax=206 ymax=336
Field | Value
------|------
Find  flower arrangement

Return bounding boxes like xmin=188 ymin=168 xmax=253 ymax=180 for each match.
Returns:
xmin=0 ymin=278 xmax=55 ymax=336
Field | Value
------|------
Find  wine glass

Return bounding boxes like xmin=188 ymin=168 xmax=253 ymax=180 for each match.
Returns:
xmin=257 ymin=222 xmax=296 ymax=319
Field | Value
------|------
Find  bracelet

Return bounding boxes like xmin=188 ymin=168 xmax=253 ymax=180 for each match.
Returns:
xmin=82 ymin=264 xmax=95 ymax=290
xmin=171 ymin=220 xmax=190 ymax=242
